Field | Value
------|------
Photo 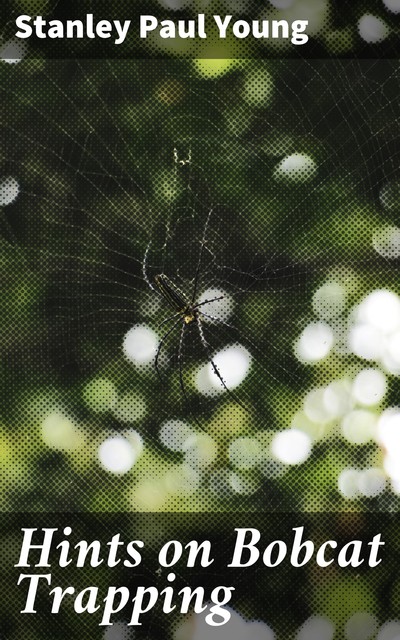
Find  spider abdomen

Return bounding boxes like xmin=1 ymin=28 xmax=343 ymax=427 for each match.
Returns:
xmin=154 ymin=273 xmax=191 ymax=314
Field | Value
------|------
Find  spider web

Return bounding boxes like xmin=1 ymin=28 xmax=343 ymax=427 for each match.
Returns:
xmin=1 ymin=61 xmax=396 ymax=370
xmin=2 ymin=56 xmax=400 ymax=511
xmin=2 ymin=55 xmax=400 ymax=639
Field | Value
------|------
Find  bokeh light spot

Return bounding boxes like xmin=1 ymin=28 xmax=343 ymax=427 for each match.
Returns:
xmin=159 ymin=419 xmax=194 ymax=452
xmin=358 ymin=14 xmax=389 ymax=43
xmin=312 ymin=281 xmax=347 ymax=320
xmin=271 ymin=429 xmax=312 ymax=465
xmin=273 ymin=153 xmax=317 ymax=183
xmin=341 ymin=410 xmax=377 ymax=445
xmin=122 ymin=324 xmax=158 ymax=366
xmin=41 ymin=412 xmax=83 ymax=451
xmin=198 ymin=287 xmax=234 ymax=322
xmin=352 ymin=369 xmax=387 ymax=407
xmin=344 ymin=612 xmax=377 ymax=640
xmin=296 ymin=322 xmax=334 ymax=363
xmin=373 ymin=226 xmax=400 ymax=259
xmin=82 ymin=378 xmax=117 ymax=413
xmin=383 ymin=0 xmax=400 ymax=12
xmin=0 ymin=176 xmax=20 ymax=205
xmin=376 ymin=621 xmax=400 ymax=640
xmin=0 ymin=40 xmax=27 ymax=63
xmin=196 ymin=344 xmax=252 ymax=395
xmin=296 ymin=616 xmax=335 ymax=640
xmin=98 ymin=436 xmax=139 ymax=474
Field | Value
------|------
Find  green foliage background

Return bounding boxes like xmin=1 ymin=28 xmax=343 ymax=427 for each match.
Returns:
xmin=2 ymin=7 xmax=400 ymax=636
xmin=2 ymin=58 xmax=400 ymax=513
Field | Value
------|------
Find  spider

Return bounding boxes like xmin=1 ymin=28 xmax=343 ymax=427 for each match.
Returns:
xmin=141 ymin=147 xmax=253 ymax=414
xmin=142 ymin=213 xmax=248 ymax=412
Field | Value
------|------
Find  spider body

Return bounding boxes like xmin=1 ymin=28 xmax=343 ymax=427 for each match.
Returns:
xmin=154 ymin=274 xmax=197 ymax=325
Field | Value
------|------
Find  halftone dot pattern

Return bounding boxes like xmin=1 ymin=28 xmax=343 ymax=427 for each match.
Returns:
xmin=3 ymin=57 xmax=400 ymax=509
xmin=2 ymin=10 xmax=400 ymax=636
xmin=0 ymin=176 xmax=20 ymax=205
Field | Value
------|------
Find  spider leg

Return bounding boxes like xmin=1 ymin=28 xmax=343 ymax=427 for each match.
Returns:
xmin=142 ymin=241 xmax=156 ymax=292
xmin=199 ymin=311 xmax=234 ymax=325
xmin=158 ymin=312 xmax=182 ymax=329
xmin=196 ymin=315 xmax=248 ymax=412
xmin=177 ymin=320 xmax=189 ymax=404
xmin=155 ymin=316 xmax=182 ymax=381
xmin=192 ymin=295 xmax=225 ymax=310
xmin=200 ymin=310 xmax=302 ymax=392
xmin=176 ymin=320 xmax=205 ymax=429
